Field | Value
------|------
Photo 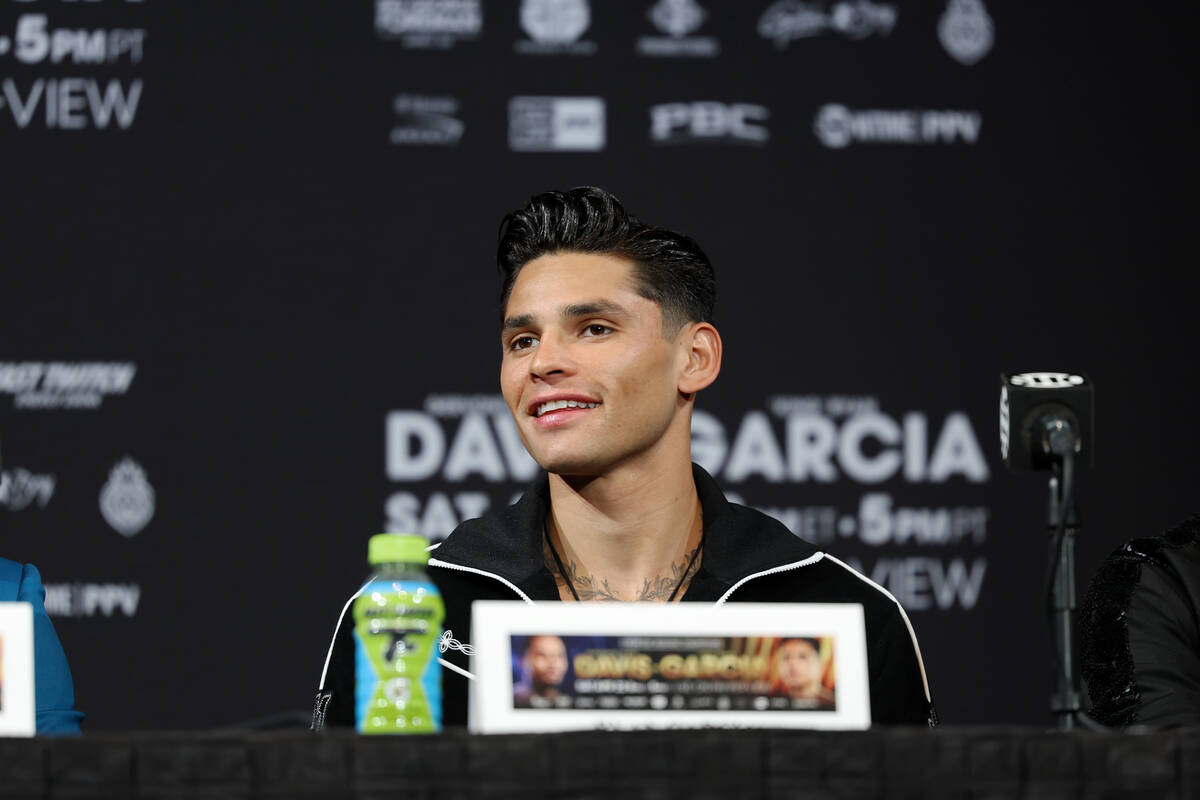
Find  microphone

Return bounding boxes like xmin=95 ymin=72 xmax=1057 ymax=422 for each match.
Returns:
xmin=999 ymin=371 xmax=1096 ymax=729
xmin=999 ymin=372 xmax=1094 ymax=472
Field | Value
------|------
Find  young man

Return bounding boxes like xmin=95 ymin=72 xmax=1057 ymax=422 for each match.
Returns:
xmin=513 ymin=635 xmax=569 ymax=708
xmin=314 ymin=187 xmax=934 ymax=728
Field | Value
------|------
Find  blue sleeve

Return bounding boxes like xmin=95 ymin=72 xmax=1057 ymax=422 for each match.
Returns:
xmin=16 ymin=563 xmax=85 ymax=735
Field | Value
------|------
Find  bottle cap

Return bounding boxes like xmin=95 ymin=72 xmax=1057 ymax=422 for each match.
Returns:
xmin=368 ymin=533 xmax=430 ymax=565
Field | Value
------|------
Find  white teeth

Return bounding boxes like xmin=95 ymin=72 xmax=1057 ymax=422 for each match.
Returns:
xmin=536 ymin=400 xmax=600 ymax=417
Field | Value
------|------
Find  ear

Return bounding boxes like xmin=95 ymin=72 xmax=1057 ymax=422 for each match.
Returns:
xmin=677 ymin=322 xmax=722 ymax=396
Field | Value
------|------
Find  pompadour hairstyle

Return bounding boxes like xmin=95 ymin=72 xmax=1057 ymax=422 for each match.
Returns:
xmin=497 ymin=187 xmax=716 ymax=330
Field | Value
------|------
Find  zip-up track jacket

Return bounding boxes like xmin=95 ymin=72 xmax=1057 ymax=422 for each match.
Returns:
xmin=314 ymin=465 xmax=936 ymax=728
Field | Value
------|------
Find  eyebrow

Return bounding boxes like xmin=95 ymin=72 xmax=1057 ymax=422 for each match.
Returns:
xmin=501 ymin=300 xmax=630 ymax=333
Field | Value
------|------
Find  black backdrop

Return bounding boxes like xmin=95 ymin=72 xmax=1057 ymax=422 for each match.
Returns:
xmin=0 ymin=0 xmax=1194 ymax=730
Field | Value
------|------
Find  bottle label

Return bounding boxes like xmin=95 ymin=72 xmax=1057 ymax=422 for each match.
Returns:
xmin=353 ymin=578 xmax=445 ymax=733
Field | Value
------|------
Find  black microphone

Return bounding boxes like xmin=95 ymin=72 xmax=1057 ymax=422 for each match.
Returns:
xmin=999 ymin=371 xmax=1096 ymax=729
xmin=999 ymin=372 xmax=1094 ymax=471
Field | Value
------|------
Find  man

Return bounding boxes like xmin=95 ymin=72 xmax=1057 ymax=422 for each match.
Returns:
xmin=513 ymin=635 xmax=569 ymax=708
xmin=314 ymin=187 xmax=934 ymax=728
xmin=773 ymin=638 xmax=836 ymax=709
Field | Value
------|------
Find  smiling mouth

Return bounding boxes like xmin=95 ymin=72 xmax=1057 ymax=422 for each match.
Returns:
xmin=534 ymin=400 xmax=601 ymax=418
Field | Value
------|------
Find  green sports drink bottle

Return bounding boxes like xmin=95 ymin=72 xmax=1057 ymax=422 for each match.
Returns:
xmin=353 ymin=533 xmax=444 ymax=733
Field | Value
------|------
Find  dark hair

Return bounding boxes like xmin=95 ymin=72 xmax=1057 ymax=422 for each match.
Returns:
xmin=497 ymin=187 xmax=716 ymax=330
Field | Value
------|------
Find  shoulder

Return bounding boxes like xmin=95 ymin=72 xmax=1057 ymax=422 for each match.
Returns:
xmin=1083 ymin=517 xmax=1200 ymax=623
xmin=430 ymin=481 xmax=549 ymax=583
xmin=0 ymin=557 xmax=39 ymax=601
xmin=728 ymin=543 xmax=902 ymax=616
xmin=810 ymin=553 xmax=910 ymax=611
xmin=1081 ymin=516 xmax=1200 ymax=727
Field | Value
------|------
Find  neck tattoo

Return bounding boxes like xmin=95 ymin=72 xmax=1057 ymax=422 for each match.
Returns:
xmin=543 ymin=523 xmax=704 ymax=603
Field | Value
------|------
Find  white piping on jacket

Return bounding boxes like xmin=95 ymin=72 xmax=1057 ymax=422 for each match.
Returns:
xmin=713 ymin=553 xmax=825 ymax=606
xmin=318 ymin=579 xmax=370 ymax=690
xmin=821 ymin=553 xmax=932 ymax=703
xmin=326 ymin=547 xmax=929 ymax=704
xmin=427 ymin=557 xmax=536 ymax=605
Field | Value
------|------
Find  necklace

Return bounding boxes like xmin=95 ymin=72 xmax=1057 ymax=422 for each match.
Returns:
xmin=544 ymin=523 xmax=704 ymax=602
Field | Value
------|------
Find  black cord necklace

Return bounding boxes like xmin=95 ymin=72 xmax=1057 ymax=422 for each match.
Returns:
xmin=544 ymin=523 xmax=703 ymax=602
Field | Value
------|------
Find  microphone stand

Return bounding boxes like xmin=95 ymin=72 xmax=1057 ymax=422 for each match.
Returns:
xmin=1047 ymin=465 xmax=1081 ymax=729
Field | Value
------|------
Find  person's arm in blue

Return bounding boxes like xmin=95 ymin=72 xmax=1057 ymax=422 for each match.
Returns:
xmin=0 ymin=559 xmax=84 ymax=734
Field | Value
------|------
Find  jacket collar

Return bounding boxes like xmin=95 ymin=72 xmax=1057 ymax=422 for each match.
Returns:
xmin=431 ymin=464 xmax=821 ymax=594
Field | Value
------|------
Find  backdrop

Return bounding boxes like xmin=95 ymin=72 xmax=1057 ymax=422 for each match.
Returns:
xmin=1 ymin=0 xmax=1193 ymax=729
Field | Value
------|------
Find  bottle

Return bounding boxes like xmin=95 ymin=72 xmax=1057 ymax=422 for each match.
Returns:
xmin=353 ymin=533 xmax=444 ymax=734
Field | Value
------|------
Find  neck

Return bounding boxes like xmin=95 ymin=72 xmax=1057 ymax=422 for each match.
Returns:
xmin=544 ymin=443 xmax=702 ymax=601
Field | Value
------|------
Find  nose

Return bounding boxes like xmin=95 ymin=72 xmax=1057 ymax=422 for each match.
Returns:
xmin=529 ymin=329 xmax=574 ymax=382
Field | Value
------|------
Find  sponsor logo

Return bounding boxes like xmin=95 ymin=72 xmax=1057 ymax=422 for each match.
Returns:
xmin=509 ymin=96 xmax=605 ymax=152
xmin=99 ymin=457 xmax=155 ymax=537
xmin=939 ymin=0 xmax=993 ymax=66
xmin=758 ymin=1 xmax=896 ymax=49
xmin=43 ymin=583 xmax=141 ymax=618
xmin=375 ymin=0 xmax=483 ymax=49
xmin=516 ymin=0 xmax=597 ymax=55
xmin=814 ymin=104 xmax=981 ymax=148
xmin=650 ymin=102 xmax=769 ymax=145
xmin=390 ymin=94 xmax=463 ymax=145
xmin=1010 ymin=372 xmax=1085 ymax=388
xmin=0 ymin=468 xmax=55 ymax=511
xmin=637 ymin=0 xmax=719 ymax=58
xmin=0 ymin=361 xmax=136 ymax=410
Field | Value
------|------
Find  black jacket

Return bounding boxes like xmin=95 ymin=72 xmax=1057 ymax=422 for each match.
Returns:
xmin=314 ymin=465 xmax=936 ymax=728
xmin=1081 ymin=516 xmax=1200 ymax=727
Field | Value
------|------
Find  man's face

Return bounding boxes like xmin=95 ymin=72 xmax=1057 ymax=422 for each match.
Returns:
xmin=777 ymin=640 xmax=822 ymax=697
xmin=525 ymin=636 xmax=568 ymax=686
xmin=500 ymin=252 xmax=685 ymax=476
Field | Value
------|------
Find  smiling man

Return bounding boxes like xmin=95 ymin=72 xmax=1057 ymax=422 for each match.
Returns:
xmin=314 ymin=187 xmax=935 ymax=728
xmin=499 ymin=244 xmax=717 ymax=602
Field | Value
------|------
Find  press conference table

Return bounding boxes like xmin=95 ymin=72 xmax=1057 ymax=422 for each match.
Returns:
xmin=1 ymin=726 xmax=1195 ymax=799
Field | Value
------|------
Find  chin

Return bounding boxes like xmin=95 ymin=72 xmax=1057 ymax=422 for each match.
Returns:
xmin=532 ymin=448 xmax=612 ymax=478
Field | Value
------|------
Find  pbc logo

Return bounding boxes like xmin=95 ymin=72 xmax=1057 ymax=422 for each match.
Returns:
xmin=650 ymin=102 xmax=769 ymax=145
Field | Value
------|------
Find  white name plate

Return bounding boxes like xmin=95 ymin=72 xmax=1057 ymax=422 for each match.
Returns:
xmin=469 ymin=601 xmax=869 ymax=733
xmin=0 ymin=602 xmax=35 ymax=737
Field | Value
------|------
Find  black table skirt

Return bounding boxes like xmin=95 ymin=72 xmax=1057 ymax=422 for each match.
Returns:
xmin=1 ymin=727 xmax=1197 ymax=799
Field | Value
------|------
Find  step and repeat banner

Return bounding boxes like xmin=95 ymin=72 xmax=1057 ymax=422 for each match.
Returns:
xmin=0 ymin=1 xmax=1191 ymax=729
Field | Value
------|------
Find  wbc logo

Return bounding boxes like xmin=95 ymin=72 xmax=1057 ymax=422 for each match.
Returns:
xmin=938 ymin=0 xmax=994 ymax=66
xmin=100 ymin=457 xmax=156 ymax=537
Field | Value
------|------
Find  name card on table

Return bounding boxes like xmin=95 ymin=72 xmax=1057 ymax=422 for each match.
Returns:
xmin=0 ymin=602 xmax=35 ymax=737
xmin=468 ymin=601 xmax=868 ymax=733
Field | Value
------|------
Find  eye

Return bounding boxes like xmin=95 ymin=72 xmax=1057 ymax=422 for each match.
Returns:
xmin=582 ymin=323 xmax=613 ymax=337
xmin=508 ymin=334 xmax=538 ymax=352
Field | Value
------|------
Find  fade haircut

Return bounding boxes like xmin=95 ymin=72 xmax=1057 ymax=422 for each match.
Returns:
xmin=497 ymin=187 xmax=716 ymax=331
